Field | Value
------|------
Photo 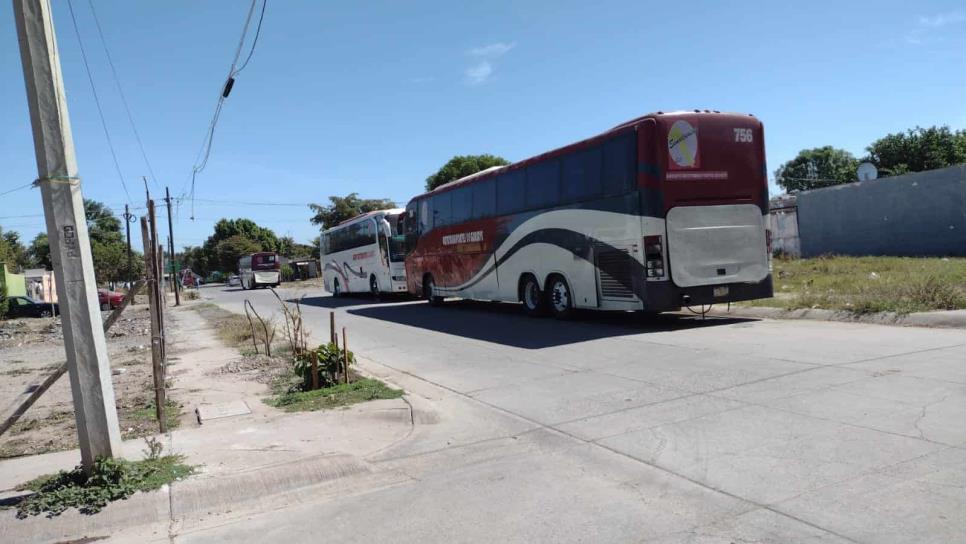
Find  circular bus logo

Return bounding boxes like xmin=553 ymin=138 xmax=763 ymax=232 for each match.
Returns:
xmin=667 ymin=120 xmax=698 ymax=168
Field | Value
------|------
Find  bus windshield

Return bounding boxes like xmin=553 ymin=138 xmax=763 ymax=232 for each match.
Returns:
xmin=385 ymin=213 xmax=408 ymax=262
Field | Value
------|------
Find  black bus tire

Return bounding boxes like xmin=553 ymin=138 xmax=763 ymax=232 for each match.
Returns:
xmin=332 ymin=278 xmax=342 ymax=297
xmin=520 ymin=274 xmax=547 ymax=317
xmin=370 ymin=275 xmax=379 ymax=297
xmin=423 ymin=274 xmax=443 ymax=306
xmin=548 ymin=275 xmax=575 ymax=320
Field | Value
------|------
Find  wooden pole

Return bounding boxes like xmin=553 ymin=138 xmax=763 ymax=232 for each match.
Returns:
xmin=311 ymin=356 xmax=319 ymax=390
xmin=330 ymin=311 xmax=336 ymax=345
xmin=342 ymin=327 xmax=349 ymax=384
xmin=141 ymin=217 xmax=166 ymax=433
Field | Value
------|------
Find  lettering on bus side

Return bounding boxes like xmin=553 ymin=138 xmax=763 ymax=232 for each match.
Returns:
xmin=352 ymin=250 xmax=375 ymax=261
xmin=442 ymin=230 xmax=484 ymax=246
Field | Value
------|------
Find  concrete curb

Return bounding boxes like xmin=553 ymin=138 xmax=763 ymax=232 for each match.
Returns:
xmin=706 ymin=306 xmax=966 ymax=329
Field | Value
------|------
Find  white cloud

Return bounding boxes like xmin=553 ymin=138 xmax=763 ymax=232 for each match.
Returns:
xmin=918 ymin=11 xmax=966 ymax=28
xmin=463 ymin=42 xmax=515 ymax=85
xmin=907 ymin=10 xmax=966 ymax=44
xmin=464 ymin=61 xmax=493 ymax=85
xmin=468 ymin=42 xmax=515 ymax=57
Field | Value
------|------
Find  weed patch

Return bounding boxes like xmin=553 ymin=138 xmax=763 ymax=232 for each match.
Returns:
xmin=264 ymin=378 xmax=403 ymax=412
xmin=13 ymin=439 xmax=195 ymax=518
xmin=751 ymin=256 xmax=966 ymax=314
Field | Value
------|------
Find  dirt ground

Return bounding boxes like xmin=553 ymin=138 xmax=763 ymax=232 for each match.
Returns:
xmin=0 ymin=301 xmax=180 ymax=459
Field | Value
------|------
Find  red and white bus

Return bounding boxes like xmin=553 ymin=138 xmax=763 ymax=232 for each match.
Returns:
xmin=238 ymin=252 xmax=280 ymax=290
xmin=402 ymin=110 xmax=773 ymax=318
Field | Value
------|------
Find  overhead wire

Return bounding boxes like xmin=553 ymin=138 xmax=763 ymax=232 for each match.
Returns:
xmin=187 ymin=0 xmax=267 ymax=219
xmin=0 ymin=183 xmax=35 ymax=198
xmin=65 ymin=0 xmax=133 ymax=205
xmin=85 ymin=0 xmax=160 ymax=193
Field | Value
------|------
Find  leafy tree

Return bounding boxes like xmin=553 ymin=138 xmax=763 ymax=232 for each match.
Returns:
xmin=866 ymin=125 xmax=966 ymax=177
xmin=214 ymin=235 xmax=262 ymax=273
xmin=309 ymin=236 xmax=321 ymax=260
xmin=204 ymin=218 xmax=279 ymax=253
xmin=425 ymin=154 xmax=510 ymax=191
xmin=28 ymin=233 xmax=51 ymax=269
xmin=277 ymin=236 xmax=315 ymax=259
xmin=308 ymin=193 xmax=396 ymax=230
xmin=0 ymin=227 xmax=30 ymax=271
xmin=775 ymin=146 xmax=859 ymax=192
xmin=181 ymin=245 xmax=211 ymax=278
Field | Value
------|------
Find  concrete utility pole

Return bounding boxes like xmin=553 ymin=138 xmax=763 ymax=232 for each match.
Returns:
xmin=123 ymin=204 xmax=134 ymax=284
xmin=165 ymin=187 xmax=180 ymax=305
xmin=13 ymin=0 xmax=122 ymax=470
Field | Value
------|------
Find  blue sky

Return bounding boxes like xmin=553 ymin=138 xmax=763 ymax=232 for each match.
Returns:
xmin=1 ymin=0 xmax=965 ymax=252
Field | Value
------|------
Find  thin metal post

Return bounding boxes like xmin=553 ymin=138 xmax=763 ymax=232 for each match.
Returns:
xmin=13 ymin=0 xmax=122 ymax=470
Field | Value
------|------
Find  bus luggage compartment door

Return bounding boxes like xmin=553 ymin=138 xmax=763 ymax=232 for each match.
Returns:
xmin=665 ymin=204 xmax=768 ymax=288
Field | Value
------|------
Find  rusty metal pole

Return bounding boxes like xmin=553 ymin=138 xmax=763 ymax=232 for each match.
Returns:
xmin=330 ymin=311 xmax=336 ymax=345
xmin=342 ymin=327 xmax=349 ymax=384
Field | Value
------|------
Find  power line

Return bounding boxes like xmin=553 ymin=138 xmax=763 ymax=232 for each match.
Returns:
xmin=187 ymin=0 xmax=268 ymax=218
xmin=0 ymin=183 xmax=34 ymax=198
xmin=85 ymin=0 xmax=160 ymax=193
xmin=65 ymin=0 xmax=133 ymax=205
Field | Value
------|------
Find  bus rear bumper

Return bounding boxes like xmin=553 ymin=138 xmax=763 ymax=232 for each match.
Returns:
xmin=642 ymin=275 xmax=773 ymax=312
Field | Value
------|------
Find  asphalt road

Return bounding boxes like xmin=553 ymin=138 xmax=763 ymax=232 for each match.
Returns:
xmin=194 ymin=283 xmax=966 ymax=543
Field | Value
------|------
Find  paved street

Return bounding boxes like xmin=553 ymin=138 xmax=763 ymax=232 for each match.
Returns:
xmin=194 ymin=284 xmax=966 ymax=543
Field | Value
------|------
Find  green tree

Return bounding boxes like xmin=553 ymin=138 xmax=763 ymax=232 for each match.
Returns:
xmin=775 ymin=146 xmax=859 ymax=192
xmin=308 ymin=193 xmax=396 ymax=230
xmin=0 ymin=227 xmax=30 ymax=271
xmin=205 ymin=218 xmax=279 ymax=253
xmin=309 ymin=236 xmax=321 ymax=260
xmin=425 ymin=154 xmax=510 ymax=191
xmin=28 ymin=232 xmax=51 ymax=269
xmin=215 ymin=235 xmax=262 ymax=273
xmin=866 ymin=125 xmax=966 ymax=177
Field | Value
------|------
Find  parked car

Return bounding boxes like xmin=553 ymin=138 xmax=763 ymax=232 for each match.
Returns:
xmin=228 ymin=274 xmax=241 ymax=287
xmin=97 ymin=289 xmax=125 ymax=310
xmin=3 ymin=296 xmax=59 ymax=318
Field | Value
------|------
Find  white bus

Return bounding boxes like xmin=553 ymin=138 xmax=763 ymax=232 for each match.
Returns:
xmin=320 ymin=209 xmax=408 ymax=296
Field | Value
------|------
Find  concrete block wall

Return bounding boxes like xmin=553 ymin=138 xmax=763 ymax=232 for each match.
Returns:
xmin=796 ymin=165 xmax=966 ymax=257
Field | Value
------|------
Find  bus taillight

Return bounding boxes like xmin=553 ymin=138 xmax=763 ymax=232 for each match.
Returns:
xmin=644 ymin=235 xmax=666 ymax=280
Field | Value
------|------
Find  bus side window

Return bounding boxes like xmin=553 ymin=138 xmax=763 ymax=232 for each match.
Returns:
xmin=452 ymin=187 xmax=472 ymax=224
xmin=472 ymin=178 xmax=496 ymax=219
xmin=497 ymin=170 xmax=525 ymax=215
xmin=433 ymin=192 xmax=452 ymax=229
xmin=419 ymin=199 xmax=432 ymax=233
xmin=562 ymin=145 xmax=602 ymax=203
xmin=603 ymin=132 xmax=636 ymax=195
xmin=526 ymin=159 xmax=561 ymax=210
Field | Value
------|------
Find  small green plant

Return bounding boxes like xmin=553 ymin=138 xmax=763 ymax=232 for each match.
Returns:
xmin=183 ymin=289 xmax=200 ymax=301
xmin=265 ymin=378 xmax=402 ymax=412
xmin=14 ymin=438 xmax=195 ymax=518
xmin=294 ymin=342 xmax=354 ymax=390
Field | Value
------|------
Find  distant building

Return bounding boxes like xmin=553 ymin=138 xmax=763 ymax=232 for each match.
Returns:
xmin=23 ymin=268 xmax=57 ymax=303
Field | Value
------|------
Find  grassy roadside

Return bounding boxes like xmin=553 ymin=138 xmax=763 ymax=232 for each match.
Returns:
xmin=192 ymin=302 xmax=405 ymax=412
xmin=748 ymin=256 xmax=966 ymax=314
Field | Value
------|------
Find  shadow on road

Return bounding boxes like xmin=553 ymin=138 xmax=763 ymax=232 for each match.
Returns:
xmin=295 ymin=293 xmax=413 ymax=310
xmin=347 ymin=299 xmax=756 ymax=349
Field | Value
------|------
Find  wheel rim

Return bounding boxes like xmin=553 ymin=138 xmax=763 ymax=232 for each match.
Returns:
xmin=524 ymin=280 xmax=541 ymax=310
xmin=551 ymin=280 xmax=570 ymax=312
xmin=333 ymin=280 xmax=341 ymax=296
xmin=371 ymin=277 xmax=378 ymax=294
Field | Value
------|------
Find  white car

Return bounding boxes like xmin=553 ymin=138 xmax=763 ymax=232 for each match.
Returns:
xmin=228 ymin=274 xmax=241 ymax=287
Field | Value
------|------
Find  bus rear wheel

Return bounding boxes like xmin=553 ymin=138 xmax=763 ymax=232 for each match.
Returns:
xmin=548 ymin=276 xmax=575 ymax=320
xmin=332 ymin=278 xmax=342 ymax=297
xmin=423 ymin=275 xmax=443 ymax=306
xmin=521 ymin=275 xmax=547 ymax=317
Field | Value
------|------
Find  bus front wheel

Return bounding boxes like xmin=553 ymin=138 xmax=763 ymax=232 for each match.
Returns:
xmin=370 ymin=275 xmax=379 ymax=298
xmin=548 ymin=275 xmax=575 ymax=320
xmin=423 ymin=275 xmax=443 ymax=306
xmin=332 ymin=278 xmax=342 ymax=297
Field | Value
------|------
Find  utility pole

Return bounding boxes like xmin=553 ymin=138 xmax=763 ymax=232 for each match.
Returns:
xmin=123 ymin=204 xmax=134 ymax=285
xmin=165 ymin=186 xmax=180 ymax=305
xmin=14 ymin=0 xmax=122 ymax=470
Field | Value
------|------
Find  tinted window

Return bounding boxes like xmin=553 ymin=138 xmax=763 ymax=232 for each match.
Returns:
xmin=562 ymin=146 xmax=602 ymax=203
xmin=433 ymin=192 xmax=451 ymax=228
xmin=472 ymin=178 xmax=496 ymax=219
xmin=451 ymin=187 xmax=472 ymax=224
xmin=497 ymin=170 xmax=525 ymax=215
xmin=526 ymin=159 xmax=560 ymax=209
xmin=603 ymin=131 xmax=636 ymax=195
xmin=419 ymin=198 xmax=432 ymax=233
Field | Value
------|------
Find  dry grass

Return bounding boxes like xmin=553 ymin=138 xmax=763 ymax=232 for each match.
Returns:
xmin=192 ymin=303 xmax=275 ymax=350
xmin=752 ymin=256 xmax=966 ymax=314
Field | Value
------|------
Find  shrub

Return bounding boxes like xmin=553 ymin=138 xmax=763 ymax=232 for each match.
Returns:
xmin=293 ymin=342 xmax=355 ymax=390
